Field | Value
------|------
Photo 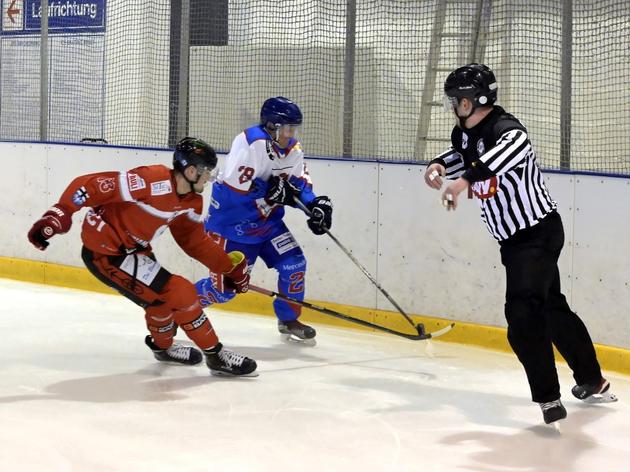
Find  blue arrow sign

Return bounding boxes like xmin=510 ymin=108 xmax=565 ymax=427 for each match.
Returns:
xmin=2 ymin=0 xmax=106 ymax=34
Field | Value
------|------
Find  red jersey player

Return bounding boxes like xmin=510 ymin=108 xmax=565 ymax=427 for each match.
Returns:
xmin=27 ymin=137 xmax=257 ymax=377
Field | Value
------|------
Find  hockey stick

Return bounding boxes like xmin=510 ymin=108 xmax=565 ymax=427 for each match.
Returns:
xmin=249 ymin=284 xmax=454 ymax=341
xmin=294 ymin=196 xmax=425 ymax=336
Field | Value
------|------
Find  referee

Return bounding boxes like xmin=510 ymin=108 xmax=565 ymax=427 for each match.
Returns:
xmin=424 ymin=63 xmax=615 ymax=424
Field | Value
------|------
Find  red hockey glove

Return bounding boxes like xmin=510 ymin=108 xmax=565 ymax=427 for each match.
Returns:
xmin=223 ymin=251 xmax=250 ymax=293
xmin=27 ymin=204 xmax=73 ymax=250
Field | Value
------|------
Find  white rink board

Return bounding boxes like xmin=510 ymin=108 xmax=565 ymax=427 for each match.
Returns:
xmin=2 ymin=142 xmax=629 ymax=349
xmin=571 ymin=175 xmax=630 ymax=348
xmin=377 ymin=164 xmax=505 ymax=325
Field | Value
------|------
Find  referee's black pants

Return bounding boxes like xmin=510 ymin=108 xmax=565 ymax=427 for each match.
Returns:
xmin=499 ymin=211 xmax=602 ymax=403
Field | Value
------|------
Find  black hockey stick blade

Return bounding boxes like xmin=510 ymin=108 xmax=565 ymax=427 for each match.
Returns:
xmin=249 ymin=285 xmax=454 ymax=341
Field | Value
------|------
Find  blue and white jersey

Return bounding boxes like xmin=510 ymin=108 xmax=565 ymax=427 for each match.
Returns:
xmin=205 ymin=125 xmax=317 ymax=243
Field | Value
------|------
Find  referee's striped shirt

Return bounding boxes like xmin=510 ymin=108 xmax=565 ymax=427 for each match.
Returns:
xmin=436 ymin=129 xmax=556 ymax=241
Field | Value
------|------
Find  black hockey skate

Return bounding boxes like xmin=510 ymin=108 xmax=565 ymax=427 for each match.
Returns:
xmin=203 ymin=343 xmax=258 ymax=377
xmin=145 ymin=336 xmax=203 ymax=365
xmin=572 ymin=378 xmax=618 ymax=404
xmin=539 ymin=399 xmax=567 ymax=424
xmin=278 ymin=319 xmax=316 ymax=343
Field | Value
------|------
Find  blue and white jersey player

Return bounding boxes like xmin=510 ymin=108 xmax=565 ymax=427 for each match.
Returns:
xmin=195 ymin=96 xmax=333 ymax=341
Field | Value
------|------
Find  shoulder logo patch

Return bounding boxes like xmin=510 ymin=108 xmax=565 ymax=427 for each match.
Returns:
xmin=127 ymin=173 xmax=146 ymax=191
xmin=477 ymin=139 xmax=485 ymax=155
xmin=151 ymin=180 xmax=172 ymax=196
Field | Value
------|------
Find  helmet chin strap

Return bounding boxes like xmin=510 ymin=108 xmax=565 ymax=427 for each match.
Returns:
xmin=263 ymin=124 xmax=281 ymax=143
xmin=181 ymin=167 xmax=202 ymax=194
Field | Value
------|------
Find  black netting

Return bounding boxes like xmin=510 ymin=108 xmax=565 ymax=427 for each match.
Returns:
xmin=0 ymin=0 xmax=628 ymax=173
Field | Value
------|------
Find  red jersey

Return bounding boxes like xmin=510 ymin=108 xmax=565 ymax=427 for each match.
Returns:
xmin=57 ymin=164 xmax=232 ymax=274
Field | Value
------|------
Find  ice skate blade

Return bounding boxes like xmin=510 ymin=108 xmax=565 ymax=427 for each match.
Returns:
xmin=280 ymin=333 xmax=317 ymax=346
xmin=210 ymin=370 xmax=259 ymax=378
xmin=155 ymin=360 xmax=202 ymax=366
xmin=582 ymin=392 xmax=618 ymax=404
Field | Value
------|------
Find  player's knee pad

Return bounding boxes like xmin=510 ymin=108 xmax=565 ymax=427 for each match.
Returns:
xmin=144 ymin=310 xmax=177 ymax=349
xmin=173 ymin=309 xmax=219 ymax=350
xmin=175 ymin=310 xmax=208 ymax=332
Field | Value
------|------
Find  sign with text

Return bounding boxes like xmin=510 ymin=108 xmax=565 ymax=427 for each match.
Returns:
xmin=1 ymin=0 xmax=106 ymax=34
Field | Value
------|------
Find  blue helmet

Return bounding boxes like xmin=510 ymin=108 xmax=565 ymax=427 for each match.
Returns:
xmin=260 ymin=96 xmax=303 ymax=129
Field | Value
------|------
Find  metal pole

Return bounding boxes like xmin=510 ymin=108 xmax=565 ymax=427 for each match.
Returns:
xmin=560 ymin=0 xmax=572 ymax=170
xmin=40 ymin=0 xmax=49 ymax=141
xmin=499 ymin=2 xmax=512 ymax=108
xmin=414 ymin=0 xmax=448 ymax=161
xmin=342 ymin=0 xmax=356 ymax=158
xmin=469 ymin=0 xmax=484 ymax=62
xmin=177 ymin=0 xmax=191 ymax=141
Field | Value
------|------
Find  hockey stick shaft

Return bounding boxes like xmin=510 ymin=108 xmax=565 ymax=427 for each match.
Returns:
xmin=249 ymin=284 xmax=453 ymax=341
xmin=294 ymin=196 xmax=416 ymax=329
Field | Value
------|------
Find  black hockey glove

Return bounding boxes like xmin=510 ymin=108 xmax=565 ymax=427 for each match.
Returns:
xmin=266 ymin=176 xmax=300 ymax=206
xmin=306 ymin=196 xmax=333 ymax=235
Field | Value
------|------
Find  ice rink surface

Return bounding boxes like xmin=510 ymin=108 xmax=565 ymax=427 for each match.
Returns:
xmin=1 ymin=278 xmax=629 ymax=472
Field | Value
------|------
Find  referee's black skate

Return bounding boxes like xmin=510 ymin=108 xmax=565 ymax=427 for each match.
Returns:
xmin=278 ymin=319 xmax=316 ymax=344
xmin=145 ymin=336 xmax=203 ymax=365
xmin=203 ymin=343 xmax=258 ymax=377
xmin=539 ymin=399 xmax=567 ymax=424
xmin=572 ymin=378 xmax=618 ymax=404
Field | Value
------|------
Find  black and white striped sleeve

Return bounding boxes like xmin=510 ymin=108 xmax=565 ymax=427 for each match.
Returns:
xmin=429 ymin=148 xmax=465 ymax=179
xmin=479 ymin=129 xmax=530 ymax=175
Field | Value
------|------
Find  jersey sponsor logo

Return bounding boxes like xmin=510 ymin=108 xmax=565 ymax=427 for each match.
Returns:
xmin=462 ymin=132 xmax=468 ymax=149
xmin=151 ymin=180 xmax=172 ymax=196
xmin=97 ymin=177 xmax=116 ymax=193
xmin=471 ymin=176 xmax=499 ymax=199
xmin=155 ymin=321 xmax=175 ymax=334
xmin=119 ymin=254 xmax=161 ymax=285
xmin=182 ymin=313 xmax=208 ymax=331
xmin=127 ymin=173 xmax=146 ymax=191
xmin=72 ymin=186 xmax=90 ymax=206
xmin=282 ymin=261 xmax=306 ymax=271
xmin=477 ymin=139 xmax=485 ymax=156
xmin=271 ymin=231 xmax=299 ymax=255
